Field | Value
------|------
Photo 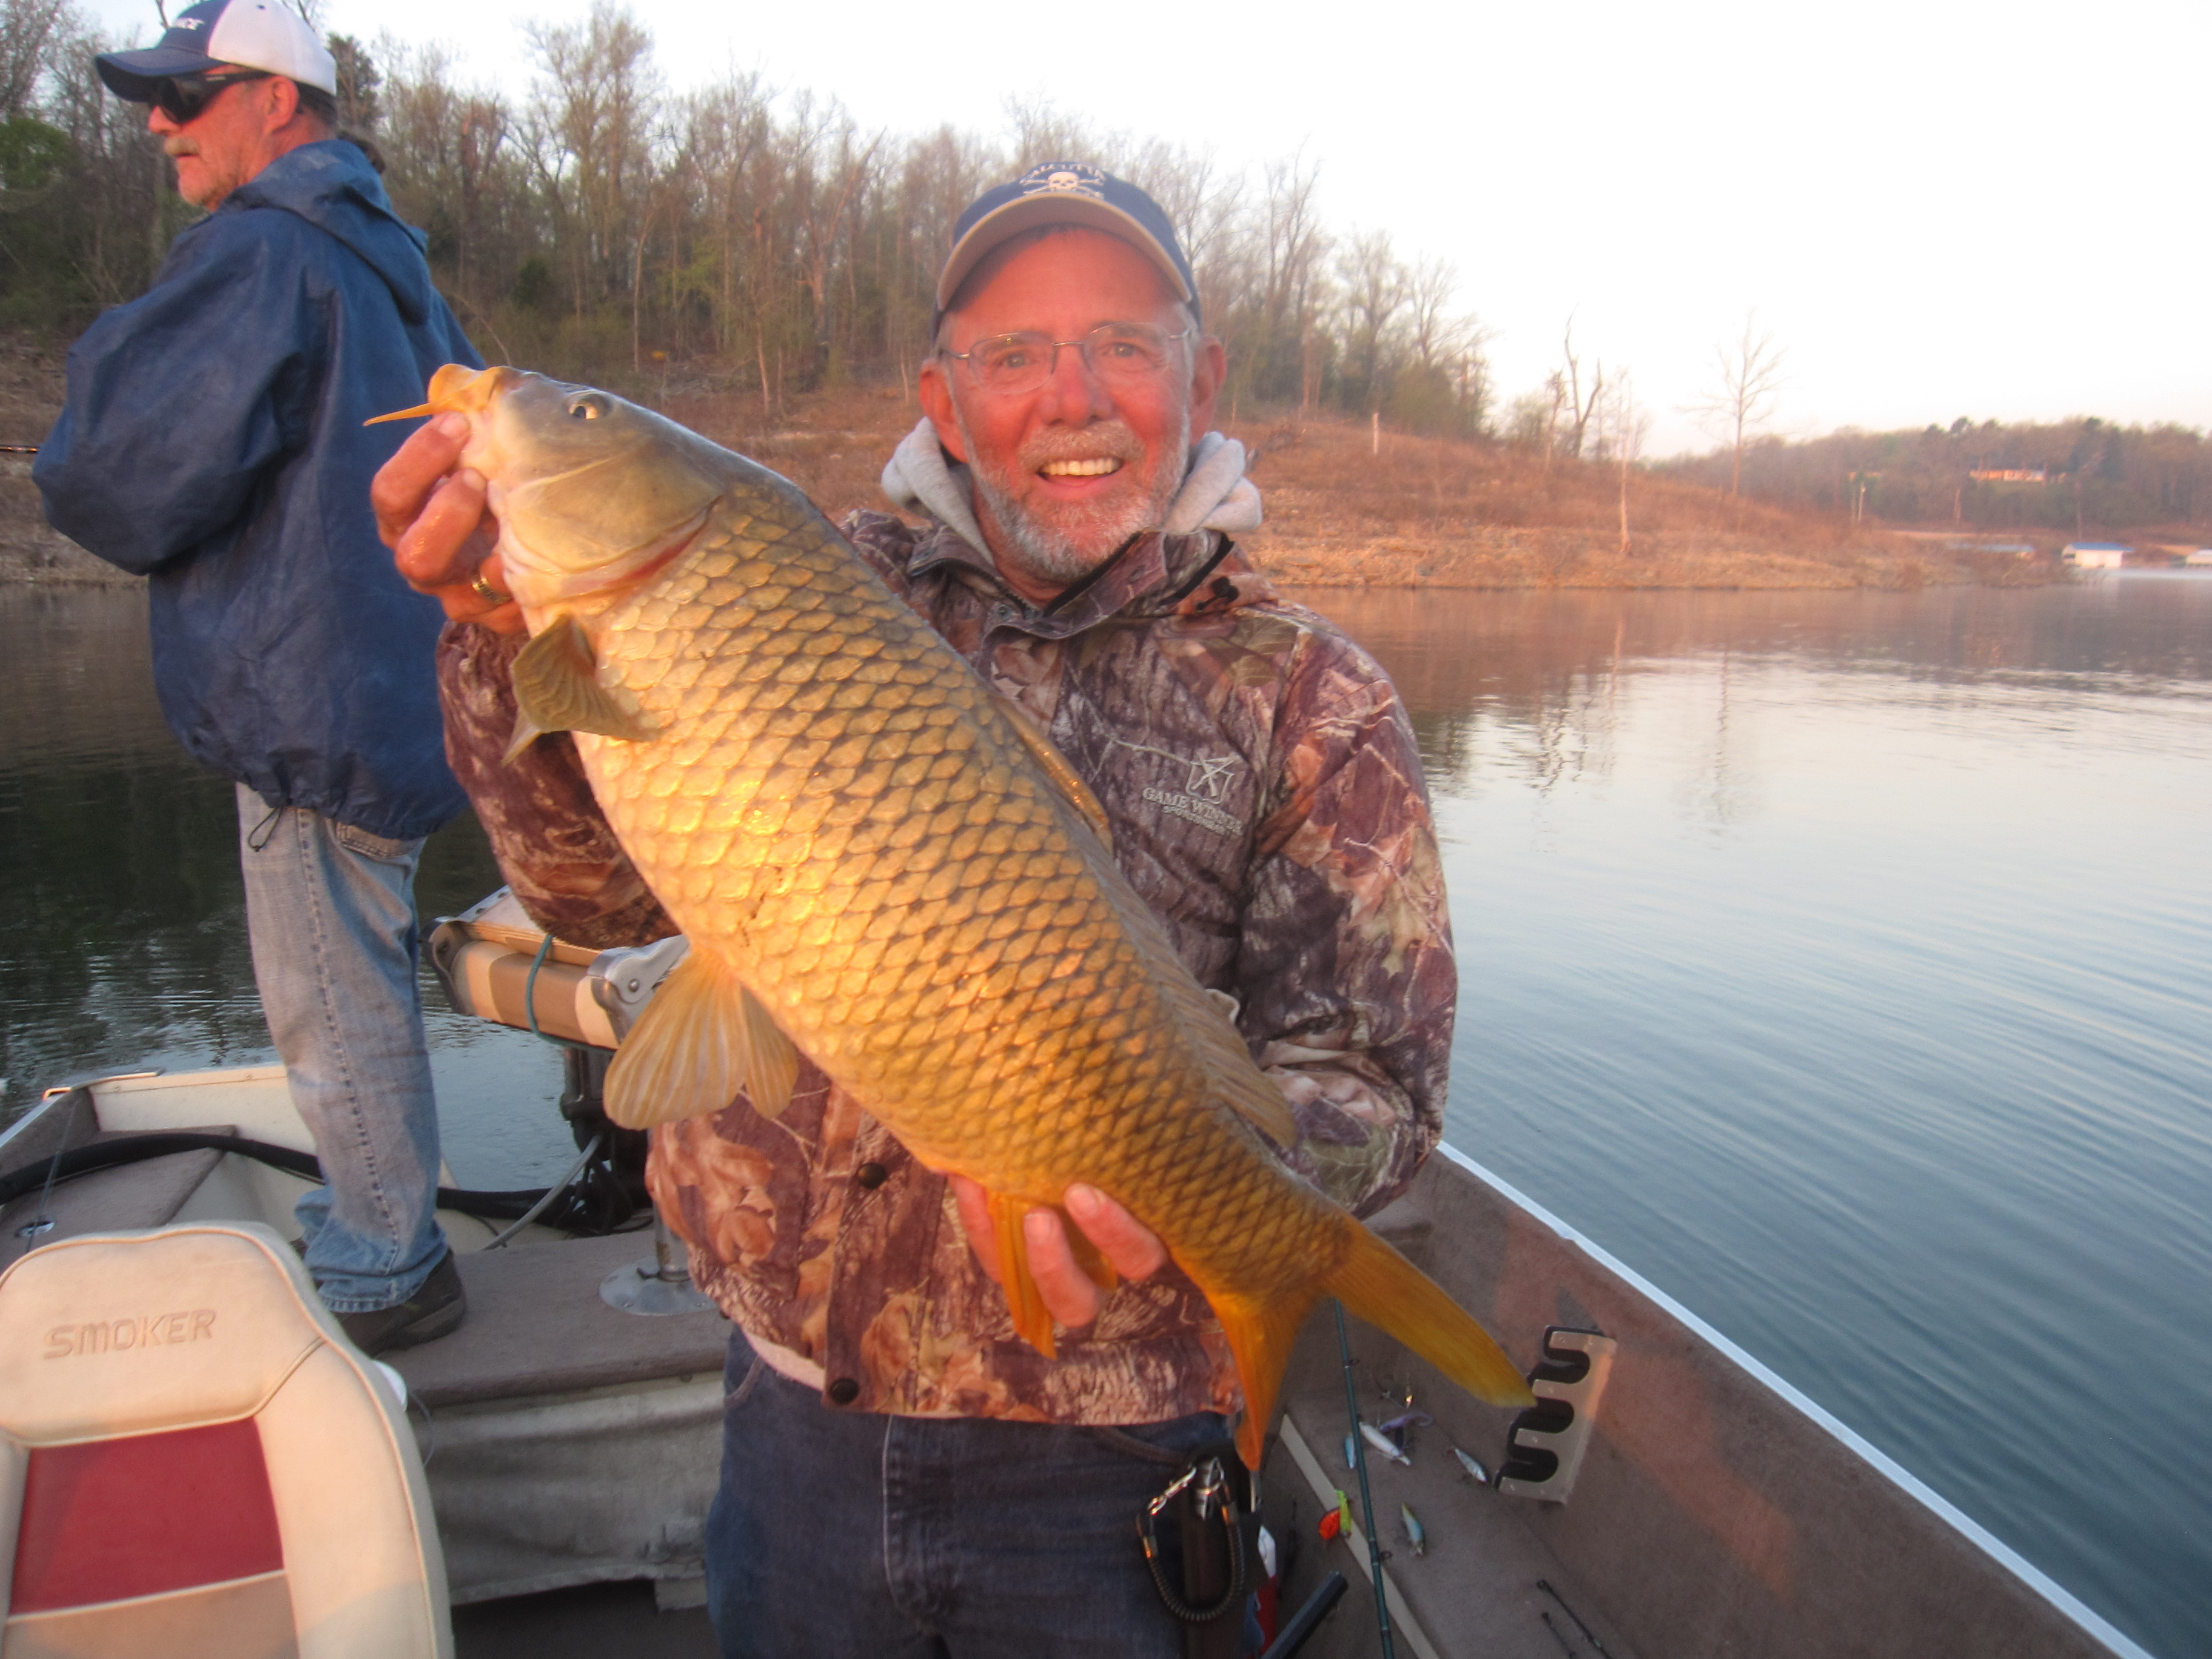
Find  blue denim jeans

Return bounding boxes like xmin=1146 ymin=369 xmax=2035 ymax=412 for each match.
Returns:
xmin=236 ymin=784 xmax=447 ymax=1312
xmin=705 ymin=1335 xmax=1228 ymax=1657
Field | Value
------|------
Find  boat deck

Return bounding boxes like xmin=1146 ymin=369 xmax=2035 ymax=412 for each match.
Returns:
xmin=0 ymin=1071 xmax=2145 ymax=1659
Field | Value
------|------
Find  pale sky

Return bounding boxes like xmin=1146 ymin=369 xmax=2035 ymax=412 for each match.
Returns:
xmin=80 ymin=0 xmax=2210 ymax=455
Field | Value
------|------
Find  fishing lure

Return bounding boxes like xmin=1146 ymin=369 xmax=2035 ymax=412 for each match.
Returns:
xmin=1359 ymin=1420 xmax=1412 ymax=1467
xmin=1399 ymin=1502 xmax=1427 ymax=1557
xmin=1453 ymin=1445 xmax=1490 ymax=1484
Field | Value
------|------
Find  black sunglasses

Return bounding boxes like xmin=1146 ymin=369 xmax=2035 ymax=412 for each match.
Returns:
xmin=150 ymin=70 xmax=269 ymax=126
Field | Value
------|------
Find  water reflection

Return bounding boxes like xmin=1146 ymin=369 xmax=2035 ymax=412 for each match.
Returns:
xmin=0 ymin=587 xmax=571 ymax=1184
xmin=1295 ymin=575 xmax=2212 ymax=1659
xmin=5 ymin=577 xmax=2208 ymax=1654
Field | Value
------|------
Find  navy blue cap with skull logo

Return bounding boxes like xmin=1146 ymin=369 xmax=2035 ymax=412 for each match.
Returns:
xmin=933 ymin=161 xmax=1199 ymax=334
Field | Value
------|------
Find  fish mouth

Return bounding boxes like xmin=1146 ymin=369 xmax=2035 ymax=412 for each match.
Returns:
xmin=366 ymin=364 xmax=520 ymax=427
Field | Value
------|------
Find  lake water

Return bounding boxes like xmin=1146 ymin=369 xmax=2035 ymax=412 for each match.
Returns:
xmin=3 ymin=577 xmax=2208 ymax=1655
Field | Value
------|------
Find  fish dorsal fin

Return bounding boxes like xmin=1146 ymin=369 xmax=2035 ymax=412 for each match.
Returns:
xmin=1158 ymin=971 xmax=1299 ymax=1148
xmin=994 ymin=694 xmax=1113 ymax=852
xmin=1211 ymin=1062 xmax=1299 ymax=1150
xmin=604 ymin=947 xmax=800 ymax=1128
xmin=506 ymin=611 xmax=656 ymax=762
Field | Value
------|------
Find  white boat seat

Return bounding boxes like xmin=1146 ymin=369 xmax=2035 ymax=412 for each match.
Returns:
xmin=0 ymin=1224 xmax=452 ymax=1659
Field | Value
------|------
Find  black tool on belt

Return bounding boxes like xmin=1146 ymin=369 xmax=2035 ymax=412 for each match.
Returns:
xmin=1138 ymin=1438 xmax=1255 ymax=1658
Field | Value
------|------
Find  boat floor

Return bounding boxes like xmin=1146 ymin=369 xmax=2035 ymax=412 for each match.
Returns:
xmin=0 ymin=1124 xmax=1636 ymax=1658
xmin=1261 ymin=1392 xmax=1637 ymax=1659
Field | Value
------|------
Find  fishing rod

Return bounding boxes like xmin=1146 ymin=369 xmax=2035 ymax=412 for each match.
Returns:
xmin=1 ymin=445 xmax=38 ymax=454
xmin=1334 ymin=1300 xmax=1398 ymax=1659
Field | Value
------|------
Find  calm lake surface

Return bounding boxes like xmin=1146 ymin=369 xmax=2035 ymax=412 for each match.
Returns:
xmin=4 ymin=577 xmax=2208 ymax=1655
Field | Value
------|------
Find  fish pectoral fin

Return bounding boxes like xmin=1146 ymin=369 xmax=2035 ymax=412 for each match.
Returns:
xmin=984 ymin=1190 xmax=1059 ymax=1360
xmin=736 ymin=982 xmax=800 ymax=1120
xmin=510 ymin=612 xmax=656 ymax=755
xmin=1215 ymin=1287 xmax=1320 ymax=1471
xmin=994 ymin=692 xmax=1113 ymax=851
xmin=605 ymin=947 xmax=794 ymax=1128
xmin=501 ymin=708 xmax=548 ymax=765
xmin=1059 ymin=1211 xmax=1119 ymax=1293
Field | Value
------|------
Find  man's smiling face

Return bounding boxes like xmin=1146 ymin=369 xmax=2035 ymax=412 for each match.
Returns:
xmin=919 ymin=228 xmax=1224 ymax=605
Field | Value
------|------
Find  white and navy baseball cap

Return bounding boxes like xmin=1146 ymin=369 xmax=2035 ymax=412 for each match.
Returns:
xmin=934 ymin=162 xmax=1199 ymax=332
xmin=96 ymin=0 xmax=337 ymax=101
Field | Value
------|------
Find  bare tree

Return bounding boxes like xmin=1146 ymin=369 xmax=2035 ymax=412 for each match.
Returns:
xmin=1689 ymin=310 xmax=1786 ymax=499
xmin=1335 ymin=229 xmax=1405 ymax=415
xmin=1558 ymin=320 xmax=1603 ymax=461
xmin=0 ymin=0 xmax=71 ymax=120
xmin=1603 ymin=372 xmax=1651 ymax=555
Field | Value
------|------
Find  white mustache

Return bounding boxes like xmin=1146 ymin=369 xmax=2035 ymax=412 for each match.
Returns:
xmin=163 ymin=137 xmax=199 ymax=159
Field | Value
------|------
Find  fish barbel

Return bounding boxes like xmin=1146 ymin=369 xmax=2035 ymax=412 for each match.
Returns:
xmin=380 ymin=364 xmax=1534 ymax=1464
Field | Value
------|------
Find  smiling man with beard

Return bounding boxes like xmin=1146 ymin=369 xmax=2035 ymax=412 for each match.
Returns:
xmin=380 ymin=161 xmax=1456 ymax=1657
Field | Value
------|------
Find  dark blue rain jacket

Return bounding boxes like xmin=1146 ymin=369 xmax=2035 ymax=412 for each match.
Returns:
xmin=36 ymin=140 xmax=481 ymax=840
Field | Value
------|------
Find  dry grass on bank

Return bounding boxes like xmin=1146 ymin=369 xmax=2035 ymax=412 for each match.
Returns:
xmin=659 ymin=382 xmax=2000 ymax=592
xmin=0 ymin=347 xmax=2048 ymax=591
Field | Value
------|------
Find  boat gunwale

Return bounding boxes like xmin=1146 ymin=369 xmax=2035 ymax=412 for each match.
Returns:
xmin=1433 ymin=1140 xmax=2152 ymax=1659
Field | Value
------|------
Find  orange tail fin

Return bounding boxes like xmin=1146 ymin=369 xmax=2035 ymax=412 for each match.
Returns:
xmin=1213 ymin=1216 xmax=1534 ymax=1470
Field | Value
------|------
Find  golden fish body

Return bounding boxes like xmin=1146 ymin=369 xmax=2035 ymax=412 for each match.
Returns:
xmin=415 ymin=364 xmax=1532 ymax=1460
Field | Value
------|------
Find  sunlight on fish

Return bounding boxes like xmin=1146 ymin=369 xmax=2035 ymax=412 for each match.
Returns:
xmin=401 ymin=364 xmax=1536 ymax=1467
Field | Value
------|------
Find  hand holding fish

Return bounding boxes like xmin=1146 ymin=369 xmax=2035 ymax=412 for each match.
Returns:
xmin=951 ymin=1176 xmax=1167 ymax=1329
xmin=372 ymin=411 xmax=523 ymax=633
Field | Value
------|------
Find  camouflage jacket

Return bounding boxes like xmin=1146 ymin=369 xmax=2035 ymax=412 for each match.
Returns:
xmin=437 ymin=512 xmax=1456 ymax=1427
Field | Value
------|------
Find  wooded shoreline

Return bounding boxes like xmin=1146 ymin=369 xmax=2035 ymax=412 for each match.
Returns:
xmin=0 ymin=369 xmax=2062 ymax=594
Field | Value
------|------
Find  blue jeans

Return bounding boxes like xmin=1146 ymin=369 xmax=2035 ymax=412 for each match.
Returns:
xmin=237 ymin=784 xmax=447 ymax=1312
xmin=705 ymin=1335 xmax=1227 ymax=1657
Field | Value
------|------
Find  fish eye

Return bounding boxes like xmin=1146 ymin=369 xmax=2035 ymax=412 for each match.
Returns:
xmin=568 ymin=395 xmax=608 ymax=420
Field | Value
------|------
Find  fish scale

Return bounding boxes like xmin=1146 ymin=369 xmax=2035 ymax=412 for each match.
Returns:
xmin=396 ymin=363 xmax=1535 ymax=1466
xmin=589 ymin=502 xmax=1256 ymax=1221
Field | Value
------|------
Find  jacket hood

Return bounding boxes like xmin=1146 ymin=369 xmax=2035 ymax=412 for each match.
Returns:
xmin=229 ymin=140 xmax=438 ymax=325
xmin=880 ymin=418 xmax=1264 ymax=557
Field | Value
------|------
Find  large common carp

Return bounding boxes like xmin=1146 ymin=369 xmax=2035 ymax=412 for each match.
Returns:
xmin=381 ymin=364 xmax=1533 ymax=1461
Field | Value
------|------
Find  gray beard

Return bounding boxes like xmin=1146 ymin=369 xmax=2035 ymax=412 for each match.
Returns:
xmin=960 ymin=409 xmax=1190 ymax=588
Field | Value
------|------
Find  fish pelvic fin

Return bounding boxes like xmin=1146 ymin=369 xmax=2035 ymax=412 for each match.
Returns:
xmin=1215 ymin=1286 xmax=1322 ymax=1470
xmin=1322 ymin=1216 xmax=1535 ymax=1416
xmin=603 ymin=947 xmax=799 ymax=1128
xmin=985 ymin=1190 xmax=1058 ymax=1361
xmin=994 ymin=692 xmax=1113 ymax=853
xmin=508 ymin=612 xmax=656 ymax=762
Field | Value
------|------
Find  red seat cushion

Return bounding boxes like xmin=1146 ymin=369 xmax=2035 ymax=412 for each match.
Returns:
xmin=12 ymin=1418 xmax=285 ymax=1612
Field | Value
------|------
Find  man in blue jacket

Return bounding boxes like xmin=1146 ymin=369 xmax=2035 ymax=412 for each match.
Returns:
xmin=35 ymin=0 xmax=482 ymax=1353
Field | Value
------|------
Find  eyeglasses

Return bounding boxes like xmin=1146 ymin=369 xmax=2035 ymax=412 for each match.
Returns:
xmin=150 ymin=70 xmax=269 ymax=126
xmin=943 ymin=322 xmax=1191 ymax=397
